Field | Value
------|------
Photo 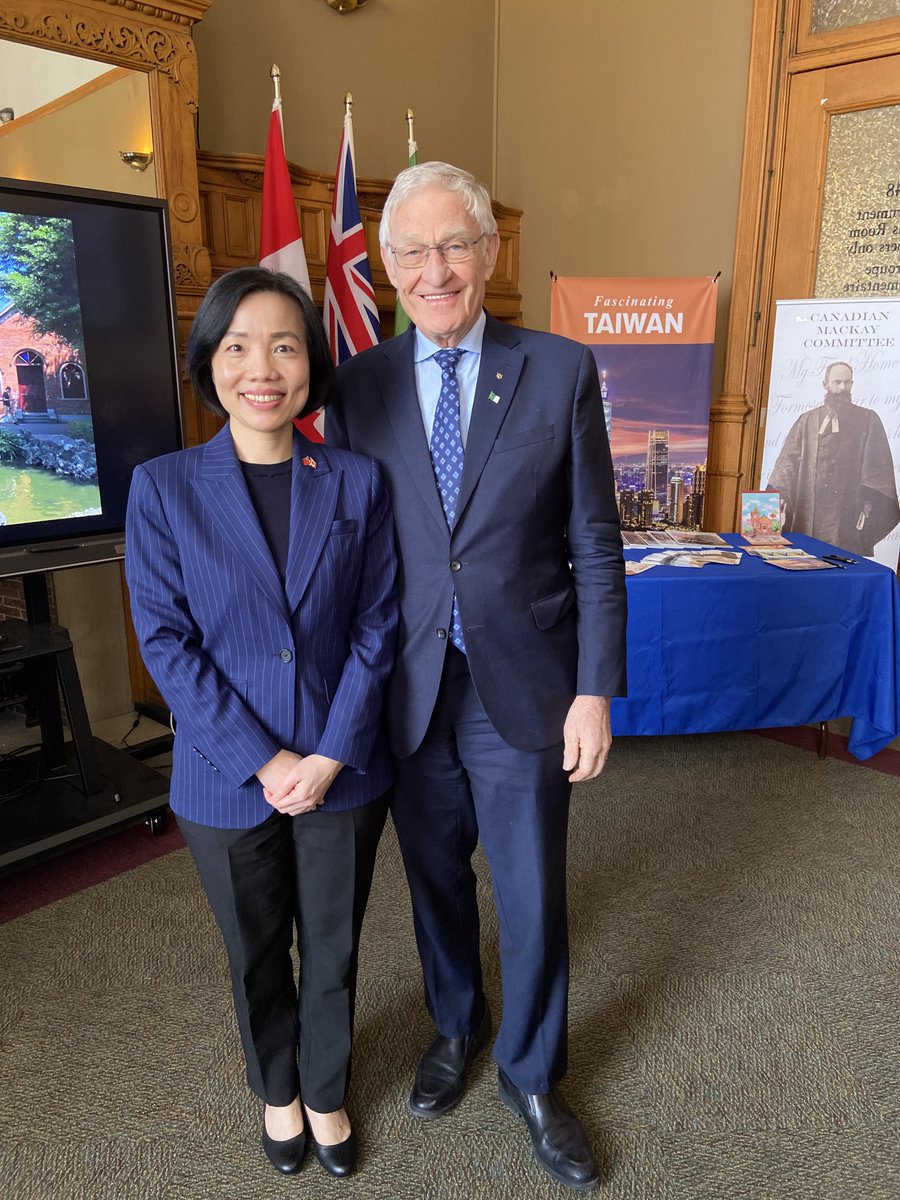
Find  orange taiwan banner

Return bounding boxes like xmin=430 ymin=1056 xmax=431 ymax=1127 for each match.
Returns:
xmin=550 ymin=276 xmax=717 ymax=345
xmin=551 ymin=276 xmax=718 ymax=531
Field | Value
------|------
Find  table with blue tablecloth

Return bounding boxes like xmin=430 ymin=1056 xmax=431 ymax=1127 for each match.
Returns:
xmin=611 ymin=533 xmax=900 ymax=760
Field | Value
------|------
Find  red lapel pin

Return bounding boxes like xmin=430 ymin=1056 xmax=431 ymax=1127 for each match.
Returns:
xmin=302 ymin=456 xmax=317 ymax=469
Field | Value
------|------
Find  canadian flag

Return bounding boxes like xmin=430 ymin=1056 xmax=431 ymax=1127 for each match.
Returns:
xmin=260 ymin=96 xmax=311 ymax=292
xmin=259 ymin=95 xmax=322 ymax=440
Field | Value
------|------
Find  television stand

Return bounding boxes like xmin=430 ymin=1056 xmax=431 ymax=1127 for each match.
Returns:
xmin=1 ymin=613 xmax=103 ymax=794
xmin=0 ymin=573 xmax=169 ymax=875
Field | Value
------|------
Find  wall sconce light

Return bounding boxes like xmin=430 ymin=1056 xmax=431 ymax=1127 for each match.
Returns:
xmin=326 ymin=0 xmax=368 ymax=12
xmin=0 ymin=107 xmax=14 ymax=124
xmin=120 ymin=151 xmax=154 ymax=172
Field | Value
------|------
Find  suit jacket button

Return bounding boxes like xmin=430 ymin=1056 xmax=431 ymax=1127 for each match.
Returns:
xmin=436 ymin=628 xmax=447 ymax=639
xmin=279 ymin=649 xmax=293 ymax=663
xmin=449 ymin=560 xmax=461 ymax=572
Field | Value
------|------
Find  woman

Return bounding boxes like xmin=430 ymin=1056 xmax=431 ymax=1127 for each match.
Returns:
xmin=126 ymin=268 xmax=397 ymax=1179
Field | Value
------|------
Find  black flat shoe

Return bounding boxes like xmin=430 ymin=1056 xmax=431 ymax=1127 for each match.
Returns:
xmin=309 ymin=1128 xmax=357 ymax=1178
xmin=261 ymin=1124 xmax=307 ymax=1175
xmin=409 ymin=999 xmax=492 ymax=1119
xmin=498 ymin=1067 xmax=599 ymax=1191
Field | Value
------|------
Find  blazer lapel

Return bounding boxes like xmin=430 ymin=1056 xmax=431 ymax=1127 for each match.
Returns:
xmin=378 ymin=332 xmax=450 ymax=536
xmin=456 ymin=319 xmax=524 ymax=523
xmin=284 ymin=436 xmax=340 ymax=614
xmin=194 ymin=426 xmax=286 ymax=615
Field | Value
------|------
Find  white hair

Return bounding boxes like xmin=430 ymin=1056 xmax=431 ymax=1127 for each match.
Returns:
xmin=379 ymin=161 xmax=498 ymax=249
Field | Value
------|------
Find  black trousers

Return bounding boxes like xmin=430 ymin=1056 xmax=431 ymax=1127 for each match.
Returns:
xmin=177 ymin=795 xmax=388 ymax=1111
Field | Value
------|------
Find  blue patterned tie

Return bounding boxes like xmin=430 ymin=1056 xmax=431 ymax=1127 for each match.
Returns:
xmin=431 ymin=348 xmax=466 ymax=651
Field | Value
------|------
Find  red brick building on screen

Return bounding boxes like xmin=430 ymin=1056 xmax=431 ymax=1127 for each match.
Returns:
xmin=0 ymin=303 xmax=88 ymax=418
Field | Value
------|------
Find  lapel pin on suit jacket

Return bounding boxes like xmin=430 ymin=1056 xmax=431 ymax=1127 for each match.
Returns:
xmin=302 ymin=455 xmax=318 ymax=469
xmin=488 ymin=391 xmax=501 ymax=403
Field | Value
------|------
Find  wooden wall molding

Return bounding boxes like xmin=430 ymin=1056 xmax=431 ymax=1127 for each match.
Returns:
xmin=0 ymin=3 xmax=201 ymax=106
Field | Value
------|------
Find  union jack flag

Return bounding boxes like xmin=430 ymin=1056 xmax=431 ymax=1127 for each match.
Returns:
xmin=323 ymin=107 xmax=381 ymax=365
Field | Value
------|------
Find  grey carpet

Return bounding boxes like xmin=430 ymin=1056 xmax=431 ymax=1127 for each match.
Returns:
xmin=0 ymin=732 xmax=898 ymax=1199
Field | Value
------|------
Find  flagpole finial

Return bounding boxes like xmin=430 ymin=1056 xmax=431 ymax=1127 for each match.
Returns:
xmin=344 ymin=92 xmax=353 ymax=116
xmin=271 ymin=64 xmax=281 ymax=104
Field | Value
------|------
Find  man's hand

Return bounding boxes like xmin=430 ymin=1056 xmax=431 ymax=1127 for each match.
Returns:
xmin=257 ymin=750 xmax=343 ymax=815
xmin=562 ymin=695 xmax=612 ymax=782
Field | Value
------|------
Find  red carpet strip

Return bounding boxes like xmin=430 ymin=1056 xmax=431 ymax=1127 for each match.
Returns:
xmin=0 ymin=818 xmax=185 ymax=924
xmin=752 ymin=725 xmax=900 ymax=777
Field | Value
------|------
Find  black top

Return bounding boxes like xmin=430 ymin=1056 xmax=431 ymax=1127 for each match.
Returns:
xmin=241 ymin=459 xmax=293 ymax=581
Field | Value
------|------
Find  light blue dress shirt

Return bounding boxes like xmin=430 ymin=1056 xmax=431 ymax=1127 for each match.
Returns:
xmin=413 ymin=310 xmax=486 ymax=448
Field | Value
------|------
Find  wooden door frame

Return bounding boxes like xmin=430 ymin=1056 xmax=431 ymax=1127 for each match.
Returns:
xmin=707 ymin=0 xmax=900 ymax=531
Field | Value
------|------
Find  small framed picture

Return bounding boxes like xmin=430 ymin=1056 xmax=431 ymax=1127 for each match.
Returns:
xmin=740 ymin=491 xmax=787 ymax=544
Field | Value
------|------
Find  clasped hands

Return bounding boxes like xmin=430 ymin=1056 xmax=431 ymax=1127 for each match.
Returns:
xmin=257 ymin=748 xmax=343 ymax=815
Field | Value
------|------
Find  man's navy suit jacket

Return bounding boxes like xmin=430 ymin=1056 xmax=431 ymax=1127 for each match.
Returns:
xmin=328 ymin=313 xmax=626 ymax=758
xmin=125 ymin=425 xmax=397 ymax=829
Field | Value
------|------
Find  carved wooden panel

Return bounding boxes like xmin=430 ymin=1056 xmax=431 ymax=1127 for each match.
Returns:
xmin=222 ymin=192 xmax=258 ymax=260
xmin=492 ymin=231 xmax=519 ymax=292
xmin=300 ymin=205 xmax=328 ymax=266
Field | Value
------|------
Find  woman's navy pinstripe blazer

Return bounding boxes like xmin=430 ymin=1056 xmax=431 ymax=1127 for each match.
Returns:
xmin=125 ymin=424 xmax=398 ymax=829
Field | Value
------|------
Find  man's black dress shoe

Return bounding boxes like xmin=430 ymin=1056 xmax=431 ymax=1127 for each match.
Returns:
xmin=408 ymin=1000 xmax=492 ymax=1119
xmin=261 ymin=1124 xmax=307 ymax=1175
xmin=498 ymin=1067 xmax=600 ymax=1191
xmin=309 ymin=1128 xmax=357 ymax=1178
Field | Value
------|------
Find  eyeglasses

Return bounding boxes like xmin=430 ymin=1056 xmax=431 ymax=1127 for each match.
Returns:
xmin=389 ymin=235 xmax=486 ymax=269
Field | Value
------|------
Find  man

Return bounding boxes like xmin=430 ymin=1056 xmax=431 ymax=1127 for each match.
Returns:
xmin=327 ymin=162 xmax=626 ymax=1191
xmin=766 ymin=361 xmax=899 ymax=556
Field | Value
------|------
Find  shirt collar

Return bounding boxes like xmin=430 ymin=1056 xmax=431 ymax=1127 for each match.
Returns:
xmin=413 ymin=310 xmax=487 ymax=363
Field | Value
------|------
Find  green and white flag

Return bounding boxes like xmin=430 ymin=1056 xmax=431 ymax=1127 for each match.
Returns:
xmin=394 ymin=112 xmax=418 ymax=335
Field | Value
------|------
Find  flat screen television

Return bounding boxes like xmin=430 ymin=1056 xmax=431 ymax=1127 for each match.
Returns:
xmin=0 ymin=176 xmax=182 ymax=578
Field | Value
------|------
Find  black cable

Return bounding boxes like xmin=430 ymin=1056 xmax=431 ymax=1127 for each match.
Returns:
xmin=119 ymin=713 xmax=142 ymax=747
xmin=0 ymin=747 xmax=93 ymax=803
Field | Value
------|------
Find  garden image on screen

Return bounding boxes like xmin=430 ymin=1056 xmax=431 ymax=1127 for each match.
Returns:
xmin=0 ymin=209 xmax=101 ymax=530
